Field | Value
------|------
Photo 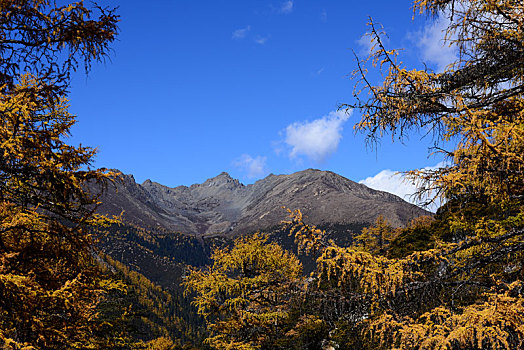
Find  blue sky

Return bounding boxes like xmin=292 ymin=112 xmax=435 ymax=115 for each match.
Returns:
xmin=69 ymin=0 xmax=456 ymax=208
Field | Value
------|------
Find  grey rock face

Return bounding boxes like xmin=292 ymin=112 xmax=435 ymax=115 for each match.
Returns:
xmin=96 ymin=169 xmax=430 ymax=236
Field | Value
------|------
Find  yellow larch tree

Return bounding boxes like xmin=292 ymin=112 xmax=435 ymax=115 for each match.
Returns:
xmin=0 ymin=1 xmax=119 ymax=348
xmin=353 ymin=215 xmax=398 ymax=255
xmin=184 ymin=234 xmax=303 ymax=350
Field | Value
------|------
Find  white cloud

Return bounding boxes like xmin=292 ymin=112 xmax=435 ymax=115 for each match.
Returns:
xmin=279 ymin=1 xmax=293 ymax=14
xmin=359 ymin=161 xmax=449 ymax=212
xmin=359 ymin=170 xmax=414 ymax=203
xmin=411 ymin=13 xmax=457 ymax=72
xmin=254 ymin=35 xmax=269 ymax=45
xmin=232 ymin=25 xmax=251 ymax=39
xmin=283 ymin=110 xmax=351 ymax=163
xmin=356 ymin=34 xmax=374 ymax=56
xmin=233 ymin=154 xmax=268 ymax=179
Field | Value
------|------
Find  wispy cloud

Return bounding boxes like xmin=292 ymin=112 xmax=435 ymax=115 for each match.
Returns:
xmin=409 ymin=12 xmax=457 ymax=72
xmin=320 ymin=9 xmax=327 ymax=22
xmin=233 ymin=154 xmax=268 ymax=179
xmin=283 ymin=110 xmax=351 ymax=163
xmin=279 ymin=1 xmax=293 ymax=14
xmin=254 ymin=35 xmax=269 ymax=45
xmin=232 ymin=25 xmax=251 ymax=39
xmin=359 ymin=161 xmax=449 ymax=212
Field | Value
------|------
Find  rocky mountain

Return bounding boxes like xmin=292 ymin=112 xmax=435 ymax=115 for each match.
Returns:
xmin=96 ymin=169 xmax=430 ymax=237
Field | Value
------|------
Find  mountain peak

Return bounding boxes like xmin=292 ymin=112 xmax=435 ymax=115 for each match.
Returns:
xmin=201 ymin=172 xmax=242 ymax=188
xmin=217 ymin=171 xmax=232 ymax=178
xmin=208 ymin=172 xmax=233 ymax=181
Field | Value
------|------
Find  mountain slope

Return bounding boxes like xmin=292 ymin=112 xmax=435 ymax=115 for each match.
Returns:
xmin=96 ymin=169 xmax=429 ymax=237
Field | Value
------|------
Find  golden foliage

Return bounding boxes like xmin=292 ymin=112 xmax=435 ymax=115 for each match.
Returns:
xmin=287 ymin=210 xmax=447 ymax=303
xmin=0 ymin=1 xmax=118 ymax=348
xmin=0 ymin=77 xmax=108 ymax=349
xmin=371 ymin=284 xmax=524 ymax=349
xmin=184 ymin=233 xmax=303 ymax=350
xmin=347 ymin=0 xmax=524 ymax=208
xmin=134 ymin=336 xmax=177 ymax=350
xmin=283 ymin=208 xmax=326 ymax=254
xmin=353 ymin=215 xmax=399 ymax=255
xmin=286 ymin=208 xmax=524 ymax=349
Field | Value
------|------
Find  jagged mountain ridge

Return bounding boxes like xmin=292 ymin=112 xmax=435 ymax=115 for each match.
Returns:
xmin=97 ymin=168 xmax=430 ymax=236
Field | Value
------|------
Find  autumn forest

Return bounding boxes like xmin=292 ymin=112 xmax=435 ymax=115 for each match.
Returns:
xmin=1 ymin=0 xmax=523 ymax=349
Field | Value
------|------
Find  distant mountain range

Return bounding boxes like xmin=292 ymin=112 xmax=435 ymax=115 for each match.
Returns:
xmin=96 ymin=168 xmax=430 ymax=237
